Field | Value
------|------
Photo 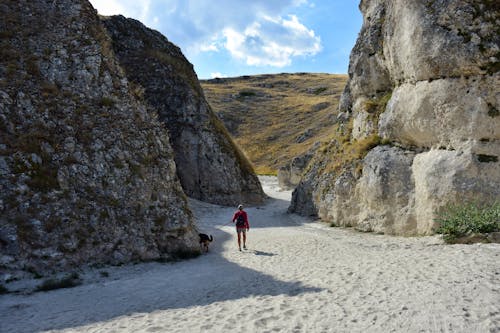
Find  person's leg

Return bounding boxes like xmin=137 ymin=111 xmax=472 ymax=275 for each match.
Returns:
xmin=242 ymin=231 xmax=246 ymax=249
xmin=237 ymin=231 xmax=241 ymax=250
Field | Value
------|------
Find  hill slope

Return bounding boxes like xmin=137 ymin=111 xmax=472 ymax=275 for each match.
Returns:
xmin=201 ymin=73 xmax=348 ymax=174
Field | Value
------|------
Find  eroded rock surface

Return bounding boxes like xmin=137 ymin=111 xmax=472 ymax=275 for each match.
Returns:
xmin=0 ymin=0 xmax=198 ymax=275
xmin=102 ymin=16 xmax=265 ymax=206
xmin=290 ymin=0 xmax=500 ymax=235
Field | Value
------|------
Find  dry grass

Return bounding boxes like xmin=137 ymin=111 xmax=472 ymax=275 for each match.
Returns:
xmin=201 ymin=73 xmax=347 ymax=174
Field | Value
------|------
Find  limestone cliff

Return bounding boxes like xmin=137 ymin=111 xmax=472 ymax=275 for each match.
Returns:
xmin=101 ymin=16 xmax=265 ymax=206
xmin=0 ymin=0 xmax=199 ymax=275
xmin=290 ymin=0 xmax=500 ymax=235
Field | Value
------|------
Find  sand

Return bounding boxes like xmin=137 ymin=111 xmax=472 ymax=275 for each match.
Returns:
xmin=1 ymin=176 xmax=499 ymax=333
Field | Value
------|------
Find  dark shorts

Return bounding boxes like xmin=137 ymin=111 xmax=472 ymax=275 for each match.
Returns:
xmin=236 ymin=228 xmax=247 ymax=234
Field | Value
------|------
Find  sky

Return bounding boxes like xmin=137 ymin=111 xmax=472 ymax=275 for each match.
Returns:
xmin=88 ymin=0 xmax=362 ymax=79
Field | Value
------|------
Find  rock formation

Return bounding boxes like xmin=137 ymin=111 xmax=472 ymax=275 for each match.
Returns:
xmin=101 ymin=16 xmax=265 ymax=206
xmin=290 ymin=0 xmax=500 ymax=235
xmin=278 ymin=143 xmax=318 ymax=190
xmin=0 ymin=0 xmax=201 ymax=275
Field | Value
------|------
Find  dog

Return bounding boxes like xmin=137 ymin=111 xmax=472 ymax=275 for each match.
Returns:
xmin=199 ymin=233 xmax=213 ymax=253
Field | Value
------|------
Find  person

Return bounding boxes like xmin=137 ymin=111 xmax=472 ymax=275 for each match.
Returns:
xmin=232 ymin=204 xmax=249 ymax=251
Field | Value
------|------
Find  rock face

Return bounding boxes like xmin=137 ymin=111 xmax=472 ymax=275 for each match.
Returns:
xmin=290 ymin=0 xmax=500 ymax=235
xmin=278 ymin=143 xmax=318 ymax=190
xmin=101 ymin=16 xmax=265 ymax=206
xmin=0 ymin=0 xmax=199 ymax=274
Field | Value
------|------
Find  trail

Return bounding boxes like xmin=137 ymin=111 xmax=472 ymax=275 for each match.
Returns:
xmin=1 ymin=176 xmax=499 ymax=333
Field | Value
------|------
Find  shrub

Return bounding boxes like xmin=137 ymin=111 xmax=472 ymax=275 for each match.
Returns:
xmin=477 ymin=154 xmax=498 ymax=163
xmin=312 ymin=87 xmax=327 ymax=95
xmin=487 ymin=104 xmax=499 ymax=117
xmin=238 ymin=90 xmax=256 ymax=97
xmin=26 ymin=163 xmax=59 ymax=192
xmin=40 ymin=82 xmax=59 ymax=97
xmin=99 ymin=96 xmax=115 ymax=108
xmin=36 ymin=272 xmax=81 ymax=292
xmin=435 ymin=202 xmax=500 ymax=242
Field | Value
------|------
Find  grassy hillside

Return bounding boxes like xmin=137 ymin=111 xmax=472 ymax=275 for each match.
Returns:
xmin=201 ymin=73 xmax=348 ymax=174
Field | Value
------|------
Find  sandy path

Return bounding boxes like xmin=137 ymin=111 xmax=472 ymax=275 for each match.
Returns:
xmin=1 ymin=176 xmax=499 ymax=333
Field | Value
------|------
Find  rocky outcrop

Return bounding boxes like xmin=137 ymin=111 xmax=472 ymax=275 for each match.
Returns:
xmin=278 ymin=143 xmax=318 ymax=190
xmin=290 ymin=0 xmax=500 ymax=235
xmin=101 ymin=16 xmax=265 ymax=206
xmin=0 ymin=0 xmax=199 ymax=275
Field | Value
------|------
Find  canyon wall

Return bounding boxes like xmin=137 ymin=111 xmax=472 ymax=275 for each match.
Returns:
xmin=0 ymin=0 xmax=261 ymax=276
xmin=102 ymin=16 xmax=265 ymax=206
xmin=290 ymin=0 xmax=499 ymax=235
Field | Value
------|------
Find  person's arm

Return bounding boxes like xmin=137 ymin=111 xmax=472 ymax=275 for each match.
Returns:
xmin=232 ymin=212 xmax=237 ymax=223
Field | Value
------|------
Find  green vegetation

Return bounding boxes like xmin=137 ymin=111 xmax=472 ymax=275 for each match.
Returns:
xmin=238 ymin=90 xmax=256 ymax=97
xmin=435 ymin=202 xmax=500 ymax=242
xmin=477 ymin=154 xmax=498 ymax=163
xmin=40 ymin=82 xmax=59 ymax=98
xmin=312 ymin=87 xmax=327 ymax=95
xmin=312 ymin=116 xmax=386 ymax=176
xmin=487 ymin=103 xmax=499 ymax=117
xmin=201 ymin=73 xmax=348 ymax=174
xmin=363 ymin=92 xmax=392 ymax=128
xmin=305 ymin=91 xmax=393 ymax=177
xmin=99 ymin=96 xmax=115 ymax=108
xmin=36 ymin=272 xmax=81 ymax=292
xmin=26 ymin=163 xmax=59 ymax=192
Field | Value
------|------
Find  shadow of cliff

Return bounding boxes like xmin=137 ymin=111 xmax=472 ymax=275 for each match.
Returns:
xmin=0 ymin=225 xmax=322 ymax=333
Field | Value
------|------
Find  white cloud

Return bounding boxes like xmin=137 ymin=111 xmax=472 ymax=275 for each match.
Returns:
xmin=210 ymin=72 xmax=228 ymax=78
xmin=200 ymin=44 xmax=219 ymax=52
xmin=223 ymin=15 xmax=321 ymax=67
xmin=89 ymin=0 xmax=321 ymax=68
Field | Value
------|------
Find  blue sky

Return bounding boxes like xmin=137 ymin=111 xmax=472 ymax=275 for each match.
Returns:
xmin=89 ymin=0 xmax=362 ymax=79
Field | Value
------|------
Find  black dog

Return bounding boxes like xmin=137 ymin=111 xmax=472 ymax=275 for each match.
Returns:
xmin=199 ymin=233 xmax=213 ymax=253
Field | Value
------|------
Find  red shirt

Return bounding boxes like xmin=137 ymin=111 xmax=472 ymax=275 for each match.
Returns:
xmin=232 ymin=210 xmax=249 ymax=229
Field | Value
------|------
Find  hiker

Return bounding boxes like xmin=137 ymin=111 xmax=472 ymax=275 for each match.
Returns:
xmin=232 ymin=204 xmax=249 ymax=251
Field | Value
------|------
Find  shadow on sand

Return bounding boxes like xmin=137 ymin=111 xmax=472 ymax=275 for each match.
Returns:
xmin=1 ymin=224 xmax=322 ymax=333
